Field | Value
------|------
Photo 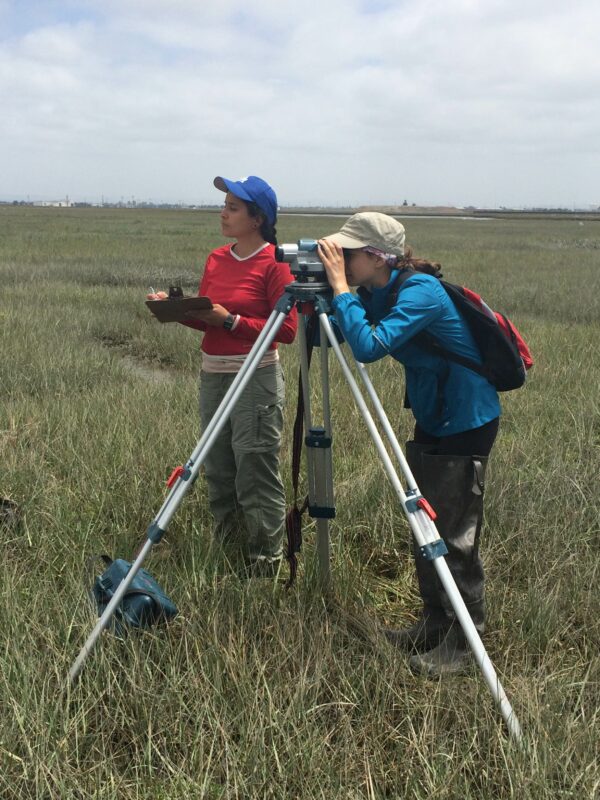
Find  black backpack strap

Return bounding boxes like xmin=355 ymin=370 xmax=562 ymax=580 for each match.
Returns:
xmin=356 ymin=286 xmax=373 ymax=323
xmin=358 ymin=268 xmax=417 ymax=319
xmin=389 ymin=273 xmax=486 ymax=377
xmin=409 ymin=329 xmax=485 ymax=375
xmin=387 ymin=268 xmax=419 ymax=310
xmin=383 ymin=269 xmax=486 ymax=407
xmin=358 ymin=267 xmax=475 ymax=406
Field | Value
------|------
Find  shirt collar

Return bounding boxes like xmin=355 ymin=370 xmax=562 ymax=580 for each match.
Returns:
xmin=229 ymin=242 xmax=269 ymax=261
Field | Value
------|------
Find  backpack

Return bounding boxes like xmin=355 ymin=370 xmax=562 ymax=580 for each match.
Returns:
xmin=360 ymin=269 xmax=533 ymax=392
xmin=91 ymin=556 xmax=178 ymax=636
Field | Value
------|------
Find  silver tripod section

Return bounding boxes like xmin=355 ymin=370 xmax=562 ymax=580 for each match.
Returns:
xmin=68 ymin=281 xmax=522 ymax=741
xmin=295 ymin=305 xmax=335 ymax=584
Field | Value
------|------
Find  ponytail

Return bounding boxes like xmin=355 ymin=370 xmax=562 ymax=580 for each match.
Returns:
xmin=259 ymin=219 xmax=278 ymax=246
xmin=398 ymin=246 xmax=443 ymax=278
xmin=246 ymin=201 xmax=278 ymax=245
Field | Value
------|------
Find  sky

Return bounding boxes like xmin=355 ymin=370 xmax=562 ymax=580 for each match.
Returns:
xmin=1 ymin=0 xmax=599 ymax=209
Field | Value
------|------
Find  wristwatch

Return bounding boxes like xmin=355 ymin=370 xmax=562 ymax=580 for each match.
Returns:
xmin=223 ymin=313 xmax=236 ymax=330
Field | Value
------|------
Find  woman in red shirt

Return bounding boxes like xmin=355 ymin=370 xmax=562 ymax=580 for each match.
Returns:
xmin=182 ymin=176 xmax=297 ymax=575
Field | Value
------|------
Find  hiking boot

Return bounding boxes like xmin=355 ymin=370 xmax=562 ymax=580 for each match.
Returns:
xmin=384 ymin=612 xmax=450 ymax=653
xmin=408 ymin=624 xmax=472 ymax=677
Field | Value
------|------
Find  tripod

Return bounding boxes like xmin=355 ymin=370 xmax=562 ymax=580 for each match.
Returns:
xmin=68 ymin=278 xmax=522 ymax=741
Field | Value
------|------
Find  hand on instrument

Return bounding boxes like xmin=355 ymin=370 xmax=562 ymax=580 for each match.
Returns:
xmin=317 ymin=239 xmax=350 ymax=296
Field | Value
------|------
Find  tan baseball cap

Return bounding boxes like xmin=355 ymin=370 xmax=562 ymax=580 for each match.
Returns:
xmin=323 ymin=212 xmax=405 ymax=256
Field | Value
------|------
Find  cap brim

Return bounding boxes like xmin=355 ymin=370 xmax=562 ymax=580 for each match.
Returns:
xmin=322 ymin=231 xmax=368 ymax=249
xmin=213 ymin=176 xmax=253 ymax=203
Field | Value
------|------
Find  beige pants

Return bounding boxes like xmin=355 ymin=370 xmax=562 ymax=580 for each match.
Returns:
xmin=199 ymin=363 xmax=286 ymax=562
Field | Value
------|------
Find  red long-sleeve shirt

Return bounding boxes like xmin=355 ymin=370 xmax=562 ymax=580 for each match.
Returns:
xmin=181 ymin=244 xmax=297 ymax=355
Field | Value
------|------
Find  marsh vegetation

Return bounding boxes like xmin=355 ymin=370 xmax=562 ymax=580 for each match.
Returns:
xmin=1 ymin=206 xmax=598 ymax=798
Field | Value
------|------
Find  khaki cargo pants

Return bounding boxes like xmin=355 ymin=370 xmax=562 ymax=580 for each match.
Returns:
xmin=199 ymin=363 xmax=286 ymax=562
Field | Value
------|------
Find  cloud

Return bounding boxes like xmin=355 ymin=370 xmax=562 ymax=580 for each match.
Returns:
xmin=1 ymin=0 xmax=599 ymax=206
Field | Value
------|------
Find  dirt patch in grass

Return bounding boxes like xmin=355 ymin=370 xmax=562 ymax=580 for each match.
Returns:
xmin=97 ymin=333 xmax=178 ymax=384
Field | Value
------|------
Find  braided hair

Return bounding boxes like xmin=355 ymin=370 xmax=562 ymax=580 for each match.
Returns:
xmin=246 ymin=201 xmax=278 ymax=246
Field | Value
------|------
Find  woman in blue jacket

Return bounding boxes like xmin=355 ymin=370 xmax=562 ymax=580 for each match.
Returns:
xmin=317 ymin=212 xmax=500 ymax=677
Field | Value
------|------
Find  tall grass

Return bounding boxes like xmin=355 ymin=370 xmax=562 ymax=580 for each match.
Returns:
xmin=1 ymin=207 xmax=599 ymax=798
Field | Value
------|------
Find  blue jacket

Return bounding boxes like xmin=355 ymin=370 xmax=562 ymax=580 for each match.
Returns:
xmin=330 ymin=271 xmax=501 ymax=437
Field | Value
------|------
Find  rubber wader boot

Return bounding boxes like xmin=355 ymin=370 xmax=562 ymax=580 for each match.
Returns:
xmin=384 ymin=441 xmax=451 ymax=653
xmin=407 ymin=452 xmax=488 ymax=677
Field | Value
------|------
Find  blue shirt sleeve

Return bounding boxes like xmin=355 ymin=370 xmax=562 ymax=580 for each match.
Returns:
xmin=331 ymin=277 xmax=444 ymax=363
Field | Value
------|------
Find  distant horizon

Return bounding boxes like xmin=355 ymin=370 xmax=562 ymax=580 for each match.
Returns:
xmin=2 ymin=195 xmax=599 ymax=213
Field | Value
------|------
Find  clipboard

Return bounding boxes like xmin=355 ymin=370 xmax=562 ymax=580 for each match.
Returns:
xmin=145 ymin=295 xmax=213 ymax=323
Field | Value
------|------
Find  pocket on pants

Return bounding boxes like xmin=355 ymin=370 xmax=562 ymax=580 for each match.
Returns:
xmin=255 ymin=401 xmax=284 ymax=450
xmin=254 ymin=365 xmax=284 ymax=449
xmin=232 ymin=365 xmax=284 ymax=453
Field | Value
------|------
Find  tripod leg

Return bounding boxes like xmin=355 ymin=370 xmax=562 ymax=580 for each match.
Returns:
xmin=68 ymin=301 xmax=295 ymax=683
xmin=318 ymin=312 xmax=522 ymax=741
xmin=296 ymin=314 xmax=336 ymax=584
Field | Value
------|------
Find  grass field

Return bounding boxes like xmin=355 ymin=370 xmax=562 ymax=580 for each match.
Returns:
xmin=1 ymin=206 xmax=599 ymax=799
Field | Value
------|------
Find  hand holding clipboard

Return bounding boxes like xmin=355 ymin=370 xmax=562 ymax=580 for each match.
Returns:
xmin=146 ymin=287 xmax=213 ymax=322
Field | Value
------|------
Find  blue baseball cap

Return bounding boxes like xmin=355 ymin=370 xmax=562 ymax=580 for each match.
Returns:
xmin=213 ymin=175 xmax=278 ymax=226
